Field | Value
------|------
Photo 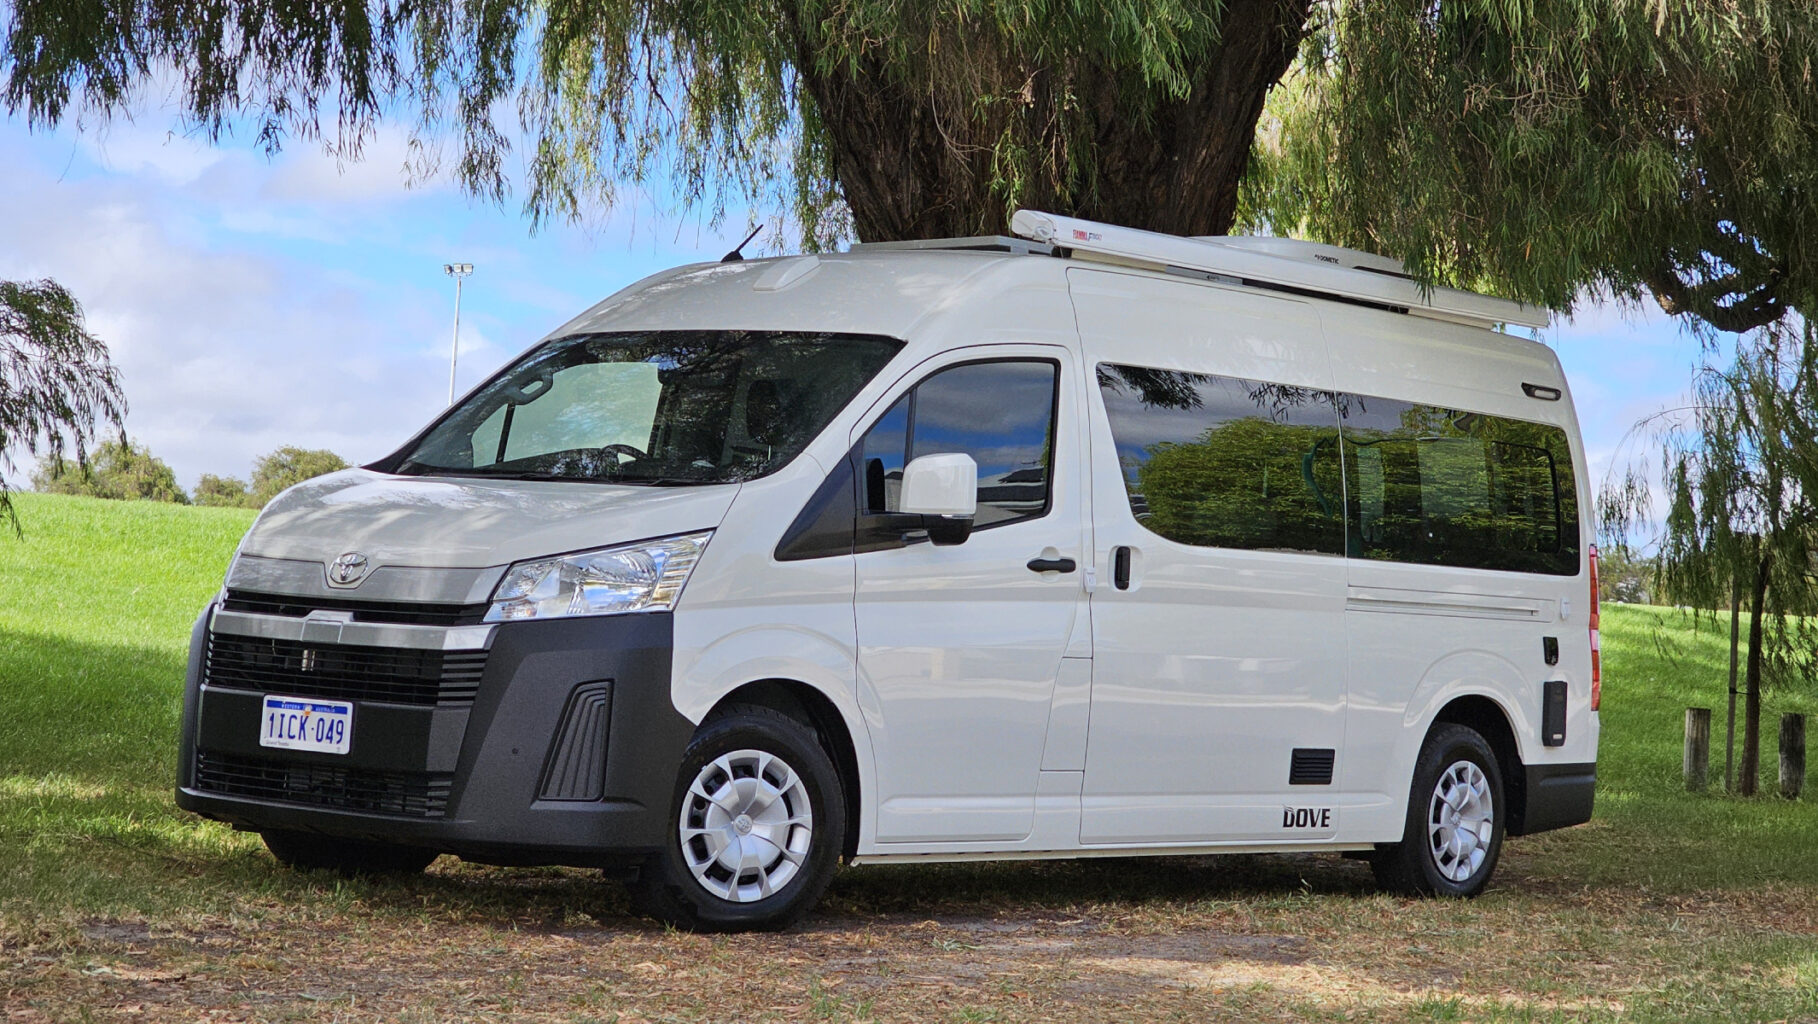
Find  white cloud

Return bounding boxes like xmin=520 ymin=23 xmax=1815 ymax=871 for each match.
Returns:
xmin=260 ymin=127 xmax=442 ymax=205
xmin=77 ymin=119 xmax=229 ymax=186
xmin=0 ymin=97 xmax=779 ymax=498
xmin=0 ymin=167 xmax=454 ymax=486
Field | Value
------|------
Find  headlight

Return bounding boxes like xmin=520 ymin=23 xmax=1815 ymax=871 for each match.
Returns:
xmin=484 ymin=532 xmax=712 ymax=622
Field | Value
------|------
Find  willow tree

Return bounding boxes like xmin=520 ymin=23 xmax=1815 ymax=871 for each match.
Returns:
xmin=0 ymin=280 xmax=126 ymax=533
xmin=1243 ymin=1 xmax=1818 ymax=334
xmin=2 ymin=0 xmax=1312 ymax=244
xmin=1604 ymin=331 xmax=1818 ymax=795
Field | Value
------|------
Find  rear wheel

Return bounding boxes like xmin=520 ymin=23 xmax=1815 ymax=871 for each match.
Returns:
xmin=633 ymin=704 xmax=845 ymax=932
xmin=1372 ymin=723 xmax=1505 ymax=897
xmin=261 ymin=829 xmax=439 ymax=876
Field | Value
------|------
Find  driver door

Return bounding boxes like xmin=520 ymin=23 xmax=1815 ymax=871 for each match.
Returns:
xmin=852 ymin=349 xmax=1092 ymax=844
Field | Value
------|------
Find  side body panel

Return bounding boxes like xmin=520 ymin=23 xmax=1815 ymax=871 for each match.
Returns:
xmin=1323 ymin=305 xmax=1599 ymax=840
xmin=1067 ymin=268 xmax=1358 ymax=845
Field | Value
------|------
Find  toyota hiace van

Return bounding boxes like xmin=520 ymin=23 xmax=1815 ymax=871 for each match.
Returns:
xmin=177 ymin=211 xmax=1599 ymax=930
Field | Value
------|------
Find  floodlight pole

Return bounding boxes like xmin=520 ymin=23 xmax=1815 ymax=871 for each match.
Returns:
xmin=443 ymin=262 xmax=474 ymax=405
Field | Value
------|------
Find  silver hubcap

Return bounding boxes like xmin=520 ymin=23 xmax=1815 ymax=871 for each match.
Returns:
xmin=1428 ymin=760 xmax=1495 ymax=883
xmin=678 ymin=749 xmax=813 ymax=903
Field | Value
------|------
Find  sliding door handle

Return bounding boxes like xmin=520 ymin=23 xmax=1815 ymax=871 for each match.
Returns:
xmin=1027 ymin=556 xmax=1077 ymax=574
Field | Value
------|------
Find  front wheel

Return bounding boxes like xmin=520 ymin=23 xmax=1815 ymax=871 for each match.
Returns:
xmin=632 ymin=704 xmax=845 ymax=932
xmin=1372 ymin=723 xmax=1505 ymax=897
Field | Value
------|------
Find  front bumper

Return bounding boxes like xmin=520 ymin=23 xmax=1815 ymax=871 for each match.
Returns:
xmin=175 ymin=605 xmax=695 ymax=866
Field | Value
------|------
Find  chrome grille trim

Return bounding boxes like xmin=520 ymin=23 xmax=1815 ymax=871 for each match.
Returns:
xmin=208 ymin=608 xmax=496 ymax=652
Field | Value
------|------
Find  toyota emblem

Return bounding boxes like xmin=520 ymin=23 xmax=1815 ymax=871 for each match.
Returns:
xmin=328 ymin=551 xmax=371 ymax=587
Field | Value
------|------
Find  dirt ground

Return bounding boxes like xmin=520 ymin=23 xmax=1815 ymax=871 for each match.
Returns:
xmin=7 ymin=844 xmax=1815 ymax=1023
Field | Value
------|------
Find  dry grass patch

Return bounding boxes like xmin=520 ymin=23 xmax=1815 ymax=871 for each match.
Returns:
xmin=5 ymin=850 xmax=1818 ymax=1022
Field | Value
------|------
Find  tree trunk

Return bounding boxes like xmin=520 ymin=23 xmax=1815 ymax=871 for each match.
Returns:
xmin=790 ymin=0 xmax=1313 ymax=242
xmin=1684 ymin=707 xmax=1711 ymax=791
xmin=1740 ymin=551 xmax=1771 ymax=796
xmin=1726 ymin=583 xmax=1740 ymax=791
xmin=1781 ymin=713 xmax=1806 ymax=800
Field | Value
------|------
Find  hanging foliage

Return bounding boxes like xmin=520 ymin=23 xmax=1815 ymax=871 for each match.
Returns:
xmin=1604 ymin=325 xmax=1818 ymax=794
xmin=0 ymin=280 xmax=126 ymax=534
xmin=1243 ymin=1 xmax=1818 ymax=334
xmin=2 ymin=0 xmax=1311 ymax=244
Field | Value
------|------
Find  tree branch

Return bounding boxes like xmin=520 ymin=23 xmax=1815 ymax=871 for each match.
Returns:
xmin=1647 ymin=260 xmax=1787 ymax=333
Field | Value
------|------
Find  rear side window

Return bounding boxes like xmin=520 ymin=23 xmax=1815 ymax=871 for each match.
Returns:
xmin=1340 ymin=399 xmax=1578 ymax=574
xmin=860 ymin=360 xmax=1059 ymax=530
xmin=1096 ymin=365 xmax=1345 ymax=555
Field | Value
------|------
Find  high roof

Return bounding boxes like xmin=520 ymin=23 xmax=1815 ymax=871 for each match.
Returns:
xmin=858 ymin=211 xmax=1548 ymax=331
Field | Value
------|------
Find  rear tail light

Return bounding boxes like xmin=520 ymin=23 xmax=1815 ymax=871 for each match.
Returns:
xmin=1588 ymin=544 xmax=1601 ymax=711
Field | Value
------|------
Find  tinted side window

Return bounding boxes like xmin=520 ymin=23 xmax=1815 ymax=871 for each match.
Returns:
xmin=1097 ymin=364 xmax=1344 ymax=555
xmin=1340 ymin=399 xmax=1578 ymax=574
xmin=859 ymin=360 xmax=1059 ymax=529
xmin=859 ymin=394 xmax=910 ymax=514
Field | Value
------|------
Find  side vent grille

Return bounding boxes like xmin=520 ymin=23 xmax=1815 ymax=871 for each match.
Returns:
xmin=538 ymin=683 xmax=613 ymax=801
xmin=1289 ymin=748 xmax=1336 ymax=786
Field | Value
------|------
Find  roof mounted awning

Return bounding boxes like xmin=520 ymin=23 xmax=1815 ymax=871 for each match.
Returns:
xmin=1009 ymin=210 xmax=1549 ymax=331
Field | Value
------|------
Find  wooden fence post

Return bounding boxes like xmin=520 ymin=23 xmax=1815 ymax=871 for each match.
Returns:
xmin=1780 ymin=713 xmax=1806 ymax=800
xmin=1685 ymin=707 xmax=1712 ymax=792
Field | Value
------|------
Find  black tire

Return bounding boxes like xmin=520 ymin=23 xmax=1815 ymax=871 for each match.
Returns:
xmin=632 ymin=704 xmax=845 ymax=932
xmin=1371 ymin=723 xmax=1505 ymax=897
xmin=261 ymin=829 xmax=440 ymax=876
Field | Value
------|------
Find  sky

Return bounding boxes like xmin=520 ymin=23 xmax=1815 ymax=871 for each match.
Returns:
xmin=0 ymin=104 xmax=1720 ymax=534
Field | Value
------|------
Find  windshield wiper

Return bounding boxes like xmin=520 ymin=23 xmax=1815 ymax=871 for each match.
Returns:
xmin=398 ymin=468 xmax=609 ymax=483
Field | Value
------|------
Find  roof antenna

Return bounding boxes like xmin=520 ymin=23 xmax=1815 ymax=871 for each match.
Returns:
xmin=721 ymin=224 xmax=764 ymax=262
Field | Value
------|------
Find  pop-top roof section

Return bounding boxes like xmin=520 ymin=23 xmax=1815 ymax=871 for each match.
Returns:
xmin=850 ymin=210 xmax=1549 ymax=331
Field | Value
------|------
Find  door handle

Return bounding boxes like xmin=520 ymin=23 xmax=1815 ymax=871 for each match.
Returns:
xmin=1027 ymin=556 xmax=1077 ymax=574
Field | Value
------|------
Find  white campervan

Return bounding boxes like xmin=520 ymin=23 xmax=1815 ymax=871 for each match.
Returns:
xmin=177 ymin=211 xmax=1599 ymax=931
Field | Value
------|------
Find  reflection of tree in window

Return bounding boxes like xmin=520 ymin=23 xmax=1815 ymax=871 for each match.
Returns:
xmin=1098 ymin=364 xmax=1344 ymax=554
xmin=859 ymin=361 xmax=1059 ymax=529
xmin=1341 ymin=400 xmax=1576 ymax=574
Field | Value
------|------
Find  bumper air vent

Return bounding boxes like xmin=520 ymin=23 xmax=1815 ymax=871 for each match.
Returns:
xmin=538 ymin=683 xmax=614 ymax=802
xmin=1289 ymin=748 xmax=1336 ymax=786
xmin=195 ymin=749 xmax=453 ymax=818
xmin=222 ymin=590 xmax=490 ymax=627
xmin=205 ymin=633 xmax=486 ymax=706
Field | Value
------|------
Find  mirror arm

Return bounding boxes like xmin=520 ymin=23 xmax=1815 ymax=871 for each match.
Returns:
xmin=861 ymin=511 xmax=974 ymax=546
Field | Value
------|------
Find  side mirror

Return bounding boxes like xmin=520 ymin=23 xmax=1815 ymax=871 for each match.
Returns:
xmin=897 ymin=452 xmax=977 ymax=546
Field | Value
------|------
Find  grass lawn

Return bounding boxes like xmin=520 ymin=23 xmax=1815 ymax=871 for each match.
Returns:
xmin=3 ymin=491 xmax=1817 ymax=1022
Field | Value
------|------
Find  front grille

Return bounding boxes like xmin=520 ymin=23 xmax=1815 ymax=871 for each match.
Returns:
xmin=195 ymin=749 xmax=452 ymax=818
xmin=204 ymin=633 xmax=487 ymax=706
xmin=222 ymin=590 xmax=489 ymax=626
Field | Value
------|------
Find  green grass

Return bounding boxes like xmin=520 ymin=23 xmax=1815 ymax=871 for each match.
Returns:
xmin=3 ymin=491 xmax=1818 ymax=1022
xmin=1577 ymin=601 xmax=1818 ymax=889
xmin=0 ymin=493 xmax=262 ymax=913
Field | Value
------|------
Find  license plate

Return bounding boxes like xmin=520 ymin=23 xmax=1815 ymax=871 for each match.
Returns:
xmin=259 ymin=695 xmax=352 ymax=755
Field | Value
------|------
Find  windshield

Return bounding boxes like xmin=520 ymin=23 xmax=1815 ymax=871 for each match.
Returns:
xmin=396 ymin=330 xmax=903 ymax=484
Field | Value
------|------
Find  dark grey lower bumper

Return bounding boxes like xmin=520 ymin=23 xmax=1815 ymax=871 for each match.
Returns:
xmin=176 ymin=607 xmax=694 ymax=867
xmin=1512 ymin=761 xmax=1596 ymax=835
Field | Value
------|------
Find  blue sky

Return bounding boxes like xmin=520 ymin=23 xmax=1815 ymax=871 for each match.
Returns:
xmin=0 ymin=106 xmax=1716 ymax=531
